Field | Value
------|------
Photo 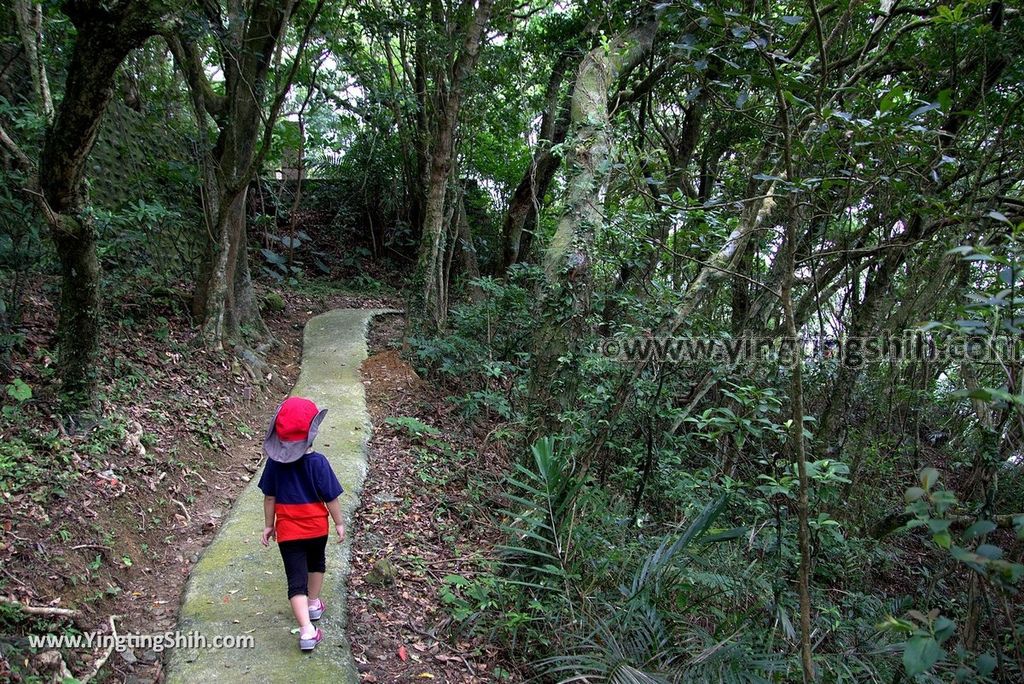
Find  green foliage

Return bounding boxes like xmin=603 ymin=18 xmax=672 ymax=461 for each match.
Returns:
xmin=874 ymin=467 xmax=1024 ymax=680
xmin=0 ymin=165 xmax=46 ymax=371
xmin=408 ymin=272 xmax=537 ymax=423
xmin=486 ymin=439 xmax=836 ymax=680
xmin=687 ymin=383 xmax=787 ymax=452
xmin=306 ymin=126 xmax=412 ymax=254
xmin=904 ymin=468 xmax=1024 ymax=586
xmin=1 ymin=0 xmax=1022 ymax=679
xmin=499 ymin=437 xmax=582 ymax=581
xmin=441 ymin=573 xmax=499 ymax=623
xmin=385 ymin=415 xmax=441 ymax=442
xmin=5 ymin=378 xmax=31 ymax=402
xmin=257 ymin=227 xmax=326 ymax=283
xmin=91 ymin=199 xmax=195 ymax=285
xmin=0 ymin=426 xmax=76 ymax=499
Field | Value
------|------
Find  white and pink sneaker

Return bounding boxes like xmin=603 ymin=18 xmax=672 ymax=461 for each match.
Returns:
xmin=299 ymin=627 xmax=323 ymax=652
xmin=309 ymin=598 xmax=326 ymax=621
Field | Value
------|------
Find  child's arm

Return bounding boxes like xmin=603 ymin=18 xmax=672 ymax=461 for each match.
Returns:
xmin=325 ymin=497 xmax=345 ymax=544
xmin=261 ymin=496 xmax=276 ymax=546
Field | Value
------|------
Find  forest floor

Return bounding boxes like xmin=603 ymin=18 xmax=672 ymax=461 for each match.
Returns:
xmin=345 ymin=313 xmax=522 ymax=683
xmin=0 ymin=274 xmax=521 ymax=683
xmin=0 ymin=277 xmax=396 ymax=682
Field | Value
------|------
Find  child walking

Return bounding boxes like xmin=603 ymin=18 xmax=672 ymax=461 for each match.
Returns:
xmin=258 ymin=396 xmax=346 ymax=652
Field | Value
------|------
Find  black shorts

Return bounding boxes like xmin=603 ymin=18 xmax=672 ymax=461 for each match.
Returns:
xmin=278 ymin=535 xmax=328 ymax=599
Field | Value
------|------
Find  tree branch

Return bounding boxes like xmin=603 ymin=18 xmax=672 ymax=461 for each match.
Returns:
xmin=245 ymin=0 xmax=329 ymax=188
xmin=0 ymin=121 xmax=34 ymax=172
xmin=165 ymin=34 xmax=226 ymax=119
xmin=0 ymin=597 xmax=79 ymax=618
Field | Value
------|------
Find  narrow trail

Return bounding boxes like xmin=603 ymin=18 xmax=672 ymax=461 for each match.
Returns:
xmin=167 ymin=308 xmax=396 ymax=682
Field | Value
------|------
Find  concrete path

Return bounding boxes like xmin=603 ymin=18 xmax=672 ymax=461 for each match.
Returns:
xmin=167 ymin=309 xmax=395 ymax=683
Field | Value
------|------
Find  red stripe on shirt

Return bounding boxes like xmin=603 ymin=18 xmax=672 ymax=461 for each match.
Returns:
xmin=275 ymin=501 xmax=329 ymax=542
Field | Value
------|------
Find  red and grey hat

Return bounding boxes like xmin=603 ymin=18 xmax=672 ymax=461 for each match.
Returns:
xmin=263 ymin=396 xmax=328 ymax=463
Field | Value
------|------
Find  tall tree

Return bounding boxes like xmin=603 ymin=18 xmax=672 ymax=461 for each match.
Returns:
xmin=167 ymin=0 xmax=323 ymax=349
xmin=0 ymin=0 xmax=178 ymax=410
xmin=415 ymin=0 xmax=495 ymax=329
xmin=526 ymin=17 xmax=658 ymax=437
xmin=498 ymin=46 xmax=574 ymax=274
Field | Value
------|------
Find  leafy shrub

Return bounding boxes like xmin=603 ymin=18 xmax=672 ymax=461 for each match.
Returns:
xmin=385 ymin=415 xmax=441 ymax=442
xmin=408 ymin=272 xmax=537 ymax=423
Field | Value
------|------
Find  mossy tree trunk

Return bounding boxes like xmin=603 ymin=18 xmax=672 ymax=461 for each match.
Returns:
xmin=169 ymin=0 xmax=314 ymax=350
xmin=415 ymin=0 xmax=494 ymax=330
xmin=195 ymin=188 xmax=264 ymax=342
xmin=526 ymin=20 xmax=658 ymax=439
xmin=28 ymin=2 xmax=164 ymax=409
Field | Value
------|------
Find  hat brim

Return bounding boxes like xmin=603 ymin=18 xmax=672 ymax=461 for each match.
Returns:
xmin=263 ymin=406 xmax=328 ymax=463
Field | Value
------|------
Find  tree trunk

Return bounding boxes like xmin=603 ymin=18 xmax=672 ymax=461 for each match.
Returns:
xmin=233 ymin=224 xmax=266 ymax=334
xmin=498 ymin=51 xmax=573 ymax=274
xmin=199 ymin=188 xmax=248 ymax=344
xmin=499 ymin=136 xmax=568 ymax=273
xmin=783 ymin=209 xmax=815 ymax=684
xmin=34 ymin=3 xmax=158 ymax=408
xmin=769 ymin=59 xmax=815 ymax=677
xmin=171 ymin=0 xmax=306 ymax=349
xmin=51 ymin=220 xmax=101 ymax=404
xmin=456 ymin=186 xmax=483 ymax=302
xmin=195 ymin=180 xmax=271 ymax=345
xmin=409 ymin=28 xmax=430 ymax=238
xmin=416 ymin=0 xmax=494 ymax=329
xmin=527 ymin=21 xmax=658 ymax=439
xmin=419 ymin=109 xmax=456 ymax=327
xmin=13 ymin=0 xmax=52 ymax=119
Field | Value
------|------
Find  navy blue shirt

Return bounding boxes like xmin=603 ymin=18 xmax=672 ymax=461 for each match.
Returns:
xmin=258 ymin=451 xmax=343 ymax=541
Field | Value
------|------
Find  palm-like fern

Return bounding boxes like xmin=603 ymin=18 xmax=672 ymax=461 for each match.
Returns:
xmin=497 ymin=442 xmax=798 ymax=682
xmin=498 ymin=436 xmax=584 ymax=589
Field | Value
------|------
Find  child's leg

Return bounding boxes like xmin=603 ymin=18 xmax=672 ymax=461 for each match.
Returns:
xmin=307 ymin=573 xmax=324 ymax=603
xmin=306 ymin=535 xmax=329 ymax=604
xmin=279 ymin=540 xmax=315 ymax=637
xmin=289 ymin=596 xmax=314 ymax=637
